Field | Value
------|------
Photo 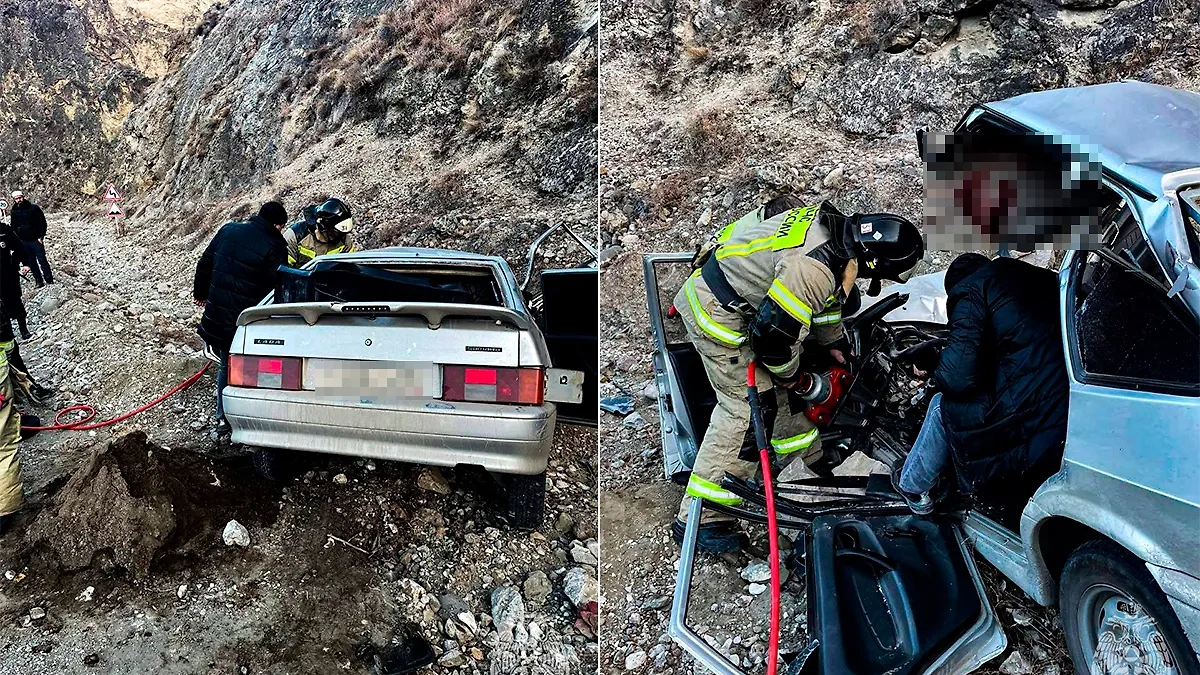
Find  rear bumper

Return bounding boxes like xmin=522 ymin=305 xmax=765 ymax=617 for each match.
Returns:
xmin=222 ymin=387 xmax=554 ymax=475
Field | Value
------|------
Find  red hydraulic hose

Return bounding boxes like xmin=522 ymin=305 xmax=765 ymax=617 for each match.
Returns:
xmin=21 ymin=362 xmax=211 ymax=432
xmin=746 ymin=363 xmax=782 ymax=675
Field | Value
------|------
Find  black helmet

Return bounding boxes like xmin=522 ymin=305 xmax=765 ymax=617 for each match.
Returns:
xmin=845 ymin=213 xmax=924 ymax=283
xmin=313 ymin=198 xmax=353 ymax=238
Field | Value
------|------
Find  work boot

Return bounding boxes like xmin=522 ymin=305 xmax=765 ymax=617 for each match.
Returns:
xmin=891 ymin=465 xmax=934 ymax=516
xmin=34 ymin=282 xmax=44 ymax=289
xmin=29 ymin=384 xmax=55 ymax=405
xmin=671 ymin=518 xmax=749 ymax=554
xmin=0 ymin=514 xmax=9 ymax=537
xmin=19 ymin=329 xmax=31 ymax=341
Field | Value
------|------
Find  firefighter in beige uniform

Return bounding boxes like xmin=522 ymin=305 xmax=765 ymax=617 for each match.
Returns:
xmin=671 ymin=202 xmax=924 ymax=552
xmin=283 ymin=198 xmax=356 ymax=267
xmin=0 ymin=345 xmax=23 ymax=534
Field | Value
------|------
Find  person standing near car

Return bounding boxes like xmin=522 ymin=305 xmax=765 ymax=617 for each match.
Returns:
xmin=192 ymin=201 xmax=289 ymax=425
xmin=282 ymin=198 xmax=356 ymax=267
xmin=672 ymin=201 xmax=924 ymax=553
xmin=0 ymin=222 xmax=31 ymax=340
xmin=9 ymin=191 xmax=52 ymax=288
xmin=893 ymin=253 xmax=1069 ymax=514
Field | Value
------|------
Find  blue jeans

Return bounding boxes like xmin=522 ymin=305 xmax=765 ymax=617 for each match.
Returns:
xmin=899 ymin=393 xmax=950 ymax=494
xmin=22 ymin=240 xmax=52 ymax=285
xmin=215 ymin=349 xmax=228 ymax=421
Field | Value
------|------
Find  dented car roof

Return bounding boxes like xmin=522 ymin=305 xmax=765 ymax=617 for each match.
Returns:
xmin=982 ymin=81 xmax=1200 ymax=198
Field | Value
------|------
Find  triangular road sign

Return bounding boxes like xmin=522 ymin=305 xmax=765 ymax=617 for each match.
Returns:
xmin=107 ymin=201 xmax=123 ymax=216
xmin=103 ymin=184 xmax=122 ymax=201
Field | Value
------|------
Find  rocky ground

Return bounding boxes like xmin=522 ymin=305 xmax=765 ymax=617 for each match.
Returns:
xmin=596 ymin=0 xmax=1198 ymax=673
xmin=0 ymin=213 xmax=598 ymax=675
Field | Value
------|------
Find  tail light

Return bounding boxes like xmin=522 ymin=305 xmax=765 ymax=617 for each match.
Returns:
xmin=229 ymin=355 xmax=303 ymax=391
xmin=442 ymin=366 xmax=543 ymax=405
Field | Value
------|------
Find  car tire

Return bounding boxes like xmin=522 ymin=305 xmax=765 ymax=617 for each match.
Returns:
xmin=1060 ymin=539 xmax=1200 ymax=675
xmin=498 ymin=472 xmax=546 ymax=530
xmin=250 ymin=447 xmax=284 ymax=482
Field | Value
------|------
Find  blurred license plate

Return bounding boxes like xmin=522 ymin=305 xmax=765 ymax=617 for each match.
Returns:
xmin=307 ymin=360 xmax=440 ymax=401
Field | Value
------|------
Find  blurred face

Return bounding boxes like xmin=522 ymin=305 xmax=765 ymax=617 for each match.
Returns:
xmin=12 ymin=195 xmax=23 ymax=205
xmin=954 ymin=162 xmax=1021 ymax=236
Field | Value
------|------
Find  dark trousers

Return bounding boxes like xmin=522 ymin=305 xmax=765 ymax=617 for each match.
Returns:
xmin=3 ymin=299 xmax=26 ymax=337
xmin=215 ymin=347 xmax=228 ymax=420
xmin=21 ymin=240 xmax=52 ymax=285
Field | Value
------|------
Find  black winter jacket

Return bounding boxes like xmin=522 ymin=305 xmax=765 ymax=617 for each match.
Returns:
xmin=0 ymin=225 xmax=28 ymax=318
xmin=193 ymin=216 xmax=287 ymax=352
xmin=934 ymin=257 xmax=1068 ymax=498
xmin=10 ymin=201 xmax=47 ymax=242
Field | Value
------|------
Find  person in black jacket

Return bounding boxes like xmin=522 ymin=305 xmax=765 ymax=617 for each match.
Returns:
xmin=193 ymin=202 xmax=289 ymax=422
xmin=894 ymin=253 xmax=1069 ymax=513
xmin=9 ymin=192 xmax=51 ymax=287
xmin=0 ymin=224 xmax=31 ymax=340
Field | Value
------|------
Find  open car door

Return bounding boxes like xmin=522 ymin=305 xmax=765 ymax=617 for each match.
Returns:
xmin=525 ymin=223 xmax=598 ymax=426
xmin=671 ymin=485 xmax=1007 ymax=675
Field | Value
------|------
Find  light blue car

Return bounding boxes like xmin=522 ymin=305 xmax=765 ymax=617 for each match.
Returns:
xmin=957 ymin=81 xmax=1200 ymax=675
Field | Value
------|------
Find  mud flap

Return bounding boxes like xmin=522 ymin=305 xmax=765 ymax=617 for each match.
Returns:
xmin=539 ymin=268 xmax=597 ymax=426
xmin=799 ymin=514 xmax=1007 ymax=675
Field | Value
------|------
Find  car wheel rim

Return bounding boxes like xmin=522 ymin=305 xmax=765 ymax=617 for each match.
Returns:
xmin=1078 ymin=583 xmax=1179 ymax=675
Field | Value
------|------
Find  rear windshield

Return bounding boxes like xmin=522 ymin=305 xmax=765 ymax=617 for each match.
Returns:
xmin=276 ymin=261 xmax=504 ymax=306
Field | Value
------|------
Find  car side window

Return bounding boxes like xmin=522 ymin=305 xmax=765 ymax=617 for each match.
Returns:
xmin=1073 ymin=207 xmax=1200 ymax=392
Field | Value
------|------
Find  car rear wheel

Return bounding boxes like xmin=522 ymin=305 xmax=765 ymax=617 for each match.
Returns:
xmin=250 ymin=447 xmax=285 ymax=482
xmin=497 ymin=472 xmax=546 ymax=530
xmin=1060 ymin=539 xmax=1200 ymax=675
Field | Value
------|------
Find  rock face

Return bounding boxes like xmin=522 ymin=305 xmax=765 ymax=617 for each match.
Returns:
xmin=0 ymin=0 xmax=213 ymax=209
xmin=0 ymin=0 xmax=598 ymax=245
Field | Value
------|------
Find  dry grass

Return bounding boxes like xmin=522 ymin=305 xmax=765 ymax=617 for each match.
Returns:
xmin=425 ymin=168 xmax=467 ymax=209
xmin=649 ymin=169 xmax=701 ymax=215
xmin=304 ymin=0 xmax=521 ymax=107
xmin=682 ymin=45 xmax=711 ymax=63
xmin=683 ymin=107 xmax=743 ymax=163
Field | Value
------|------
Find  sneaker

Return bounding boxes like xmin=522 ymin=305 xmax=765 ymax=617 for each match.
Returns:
xmin=890 ymin=465 xmax=935 ymax=516
xmin=671 ymin=518 xmax=749 ymax=554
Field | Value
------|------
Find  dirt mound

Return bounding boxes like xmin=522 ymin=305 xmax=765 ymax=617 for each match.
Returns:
xmin=23 ymin=432 xmax=278 ymax=579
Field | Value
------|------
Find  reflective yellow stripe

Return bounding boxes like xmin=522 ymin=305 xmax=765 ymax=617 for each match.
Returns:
xmin=814 ymin=293 xmax=841 ymax=325
xmin=771 ymin=428 xmax=820 ymax=454
xmin=327 ymin=245 xmax=347 ymax=255
xmin=770 ymin=206 xmax=818 ymax=251
xmin=686 ymin=474 xmax=743 ymax=505
xmin=716 ymin=205 xmax=818 ymax=260
xmin=684 ymin=275 xmax=746 ymax=347
xmin=767 ymin=280 xmax=813 ymax=325
xmin=716 ymin=235 xmax=775 ymax=259
xmin=0 ymin=341 xmax=13 ymax=355
xmin=298 ymin=246 xmax=317 ymax=259
xmin=764 ymin=353 xmax=798 ymax=376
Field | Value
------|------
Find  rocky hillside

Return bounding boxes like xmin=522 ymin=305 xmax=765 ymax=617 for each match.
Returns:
xmin=0 ymin=0 xmax=212 ymax=209
xmin=2 ymin=0 xmax=598 ymax=255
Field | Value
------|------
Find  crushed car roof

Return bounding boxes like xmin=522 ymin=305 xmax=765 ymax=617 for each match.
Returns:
xmin=983 ymin=81 xmax=1200 ymax=198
